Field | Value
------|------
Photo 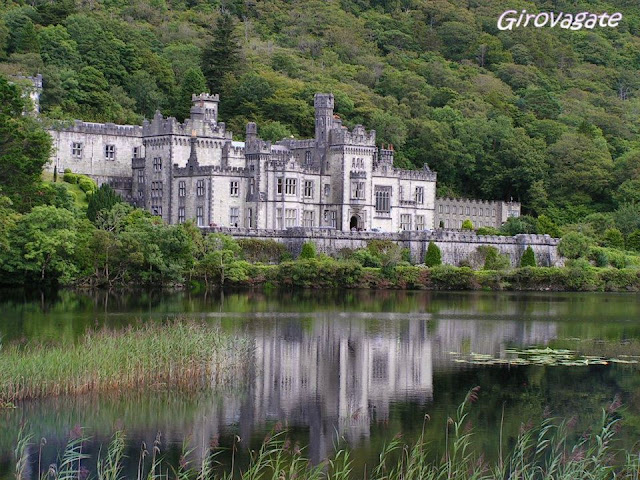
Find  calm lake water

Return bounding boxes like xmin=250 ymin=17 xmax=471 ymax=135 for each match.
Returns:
xmin=1 ymin=289 xmax=640 ymax=478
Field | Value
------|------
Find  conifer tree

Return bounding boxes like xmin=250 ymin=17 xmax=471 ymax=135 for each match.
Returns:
xmin=520 ymin=246 xmax=536 ymax=267
xmin=202 ymin=13 xmax=241 ymax=94
xmin=87 ymin=184 xmax=122 ymax=223
xmin=425 ymin=241 xmax=442 ymax=267
xmin=174 ymin=68 xmax=208 ymax=122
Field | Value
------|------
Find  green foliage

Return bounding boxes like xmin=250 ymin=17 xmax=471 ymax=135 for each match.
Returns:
xmin=87 ymin=183 xmax=122 ymax=223
xmin=202 ymin=13 xmax=241 ymax=94
xmin=237 ymin=238 xmax=288 ymax=264
xmin=174 ymin=67 xmax=207 ymax=122
xmin=0 ymin=75 xmax=51 ymax=212
xmin=627 ymin=231 xmax=640 ymax=253
xmin=536 ymin=215 xmax=561 ymax=238
xmin=520 ymin=246 xmax=536 ymax=268
xmin=500 ymin=216 xmax=537 ymax=236
xmin=78 ymin=176 xmax=97 ymax=194
xmin=300 ymin=242 xmax=316 ymax=259
xmin=602 ymin=228 xmax=625 ymax=250
xmin=558 ymin=232 xmax=594 ymax=260
xmin=461 ymin=219 xmax=473 ymax=230
xmin=424 ymin=241 xmax=441 ymax=267
xmin=476 ymin=226 xmax=499 ymax=236
xmin=479 ymin=246 xmax=511 ymax=271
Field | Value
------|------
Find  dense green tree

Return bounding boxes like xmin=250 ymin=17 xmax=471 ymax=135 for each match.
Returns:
xmin=520 ymin=246 xmax=536 ymax=267
xmin=202 ymin=13 xmax=241 ymax=94
xmin=558 ymin=232 xmax=593 ymax=260
xmin=425 ymin=241 xmax=441 ymax=267
xmin=0 ymin=75 xmax=51 ymax=211
xmin=174 ymin=67 xmax=207 ymax=122
xmin=461 ymin=219 xmax=473 ymax=230
xmin=627 ymin=230 xmax=640 ymax=253
xmin=3 ymin=206 xmax=79 ymax=285
xmin=4 ymin=8 xmax=39 ymax=54
xmin=300 ymin=242 xmax=316 ymax=259
xmin=602 ymin=228 xmax=625 ymax=250
xmin=87 ymin=184 xmax=122 ymax=224
xmin=38 ymin=25 xmax=80 ymax=68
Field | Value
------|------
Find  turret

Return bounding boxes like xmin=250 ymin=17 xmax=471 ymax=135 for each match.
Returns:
xmin=190 ymin=93 xmax=219 ymax=123
xmin=314 ymin=93 xmax=334 ymax=143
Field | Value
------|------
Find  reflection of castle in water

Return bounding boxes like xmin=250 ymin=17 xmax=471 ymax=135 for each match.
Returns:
xmin=190 ymin=313 xmax=557 ymax=463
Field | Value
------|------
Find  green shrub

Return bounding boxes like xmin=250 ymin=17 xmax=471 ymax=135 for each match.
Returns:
xmin=429 ymin=265 xmax=477 ymax=290
xmin=63 ymin=171 xmax=78 ymax=184
xmin=478 ymin=246 xmax=511 ymax=270
xmin=300 ymin=242 xmax=317 ymax=259
xmin=352 ymin=248 xmax=382 ymax=267
xmin=425 ymin=241 xmax=442 ymax=267
xmin=588 ymin=247 xmax=609 ymax=267
xmin=476 ymin=226 xmax=500 ymax=236
xmin=536 ymin=214 xmax=561 ymax=237
xmin=520 ymin=246 xmax=536 ymax=267
xmin=558 ymin=232 xmax=593 ymax=259
xmin=238 ymin=239 xmax=288 ymax=263
xmin=607 ymin=249 xmax=628 ymax=269
xmin=602 ymin=228 xmax=624 ymax=249
xmin=461 ymin=219 xmax=473 ymax=230
xmin=627 ymin=230 xmax=640 ymax=252
xmin=78 ymin=176 xmax=97 ymax=194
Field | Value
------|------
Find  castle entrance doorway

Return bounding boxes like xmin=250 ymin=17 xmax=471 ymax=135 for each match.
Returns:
xmin=350 ymin=215 xmax=362 ymax=231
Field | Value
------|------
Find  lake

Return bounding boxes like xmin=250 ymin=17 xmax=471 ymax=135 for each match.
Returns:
xmin=1 ymin=289 xmax=639 ymax=478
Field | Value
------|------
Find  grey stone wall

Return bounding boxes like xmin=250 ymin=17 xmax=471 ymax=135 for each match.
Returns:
xmin=201 ymin=227 xmax=562 ymax=267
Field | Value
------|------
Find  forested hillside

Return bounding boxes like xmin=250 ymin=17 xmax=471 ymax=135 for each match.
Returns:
xmin=2 ymin=0 xmax=640 ymax=226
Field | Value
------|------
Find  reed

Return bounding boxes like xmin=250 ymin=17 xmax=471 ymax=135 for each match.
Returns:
xmin=0 ymin=320 xmax=250 ymax=403
xmin=13 ymin=389 xmax=640 ymax=480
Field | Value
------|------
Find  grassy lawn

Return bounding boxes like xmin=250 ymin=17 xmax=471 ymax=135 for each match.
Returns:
xmin=41 ymin=171 xmax=90 ymax=209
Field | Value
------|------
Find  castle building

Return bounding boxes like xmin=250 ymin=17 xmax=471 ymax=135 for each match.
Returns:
xmin=46 ymin=92 xmax=520 ymax=231
xmin=48 ymin=93 xmax=438 ymax=231
xmin=434 ymin=197 xmax=521 ymax=229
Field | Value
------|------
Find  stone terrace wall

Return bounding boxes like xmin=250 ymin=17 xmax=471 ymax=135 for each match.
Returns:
xmin=202 ymin=228 xmax=562 ymax=267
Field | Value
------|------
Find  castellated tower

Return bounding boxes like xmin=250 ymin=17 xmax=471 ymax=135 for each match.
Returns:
xmin=314 ymin=93 xmax=334 ymax=144
xmin=190 ymin=93 xmax=219 ymax=123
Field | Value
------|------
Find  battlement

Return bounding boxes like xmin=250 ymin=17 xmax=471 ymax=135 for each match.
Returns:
xmin=436 ymin=197 xmax=519 ymax=207
xmin=277 ymin=138 xmax=316 ymax=150
xmin=330 ymin=124 xmax=376 ymax=146
xmin=374 ymin=165 xmax=437 ymax=182
xmin=54 ymin=120 xmax=143 ymax=137
xmin=173 ymin=164 xmax=250 ymax=177
xmin=191 ymin=93 xmax=219 ymax=103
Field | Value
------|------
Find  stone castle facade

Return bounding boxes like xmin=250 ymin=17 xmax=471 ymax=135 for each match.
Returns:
xmin=46 ymin=92 xmax=518 ymax=231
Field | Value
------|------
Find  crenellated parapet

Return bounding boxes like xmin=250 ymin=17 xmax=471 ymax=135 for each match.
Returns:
xmin=276 ymin=138 xmax=317 ymax=150
xmin=56 ymin=120 xmax=143 ymax=137
xmin=172 ymin=164 xmax=250 ymax=177
xmin=330 ymin=124 xmax=376 ymax=146
xmin=374 ymin=165 xmax=437 ymax=182
xmin=438 ymin=197 xmax=504 ymax=207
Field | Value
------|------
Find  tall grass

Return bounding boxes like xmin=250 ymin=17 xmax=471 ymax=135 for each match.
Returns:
xmin=0 ymin=321 xmax=250 ymax=402
xmin=12 ymin=389 xmax=640 ymax=480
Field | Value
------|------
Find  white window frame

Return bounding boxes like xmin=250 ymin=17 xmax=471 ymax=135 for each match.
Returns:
xmin=230 ymin=181 xmax=239 ymax=196
xmin=72 ymin=142 xmax=83 ymax=158
xmin=196 ymin=179 xmax=205 ymax=197
xmin=304 ymin=180 xmax=313 ymax=198
xmin=105 ymin=144 xmax=115 ymax=161
xmin=416 ymin=215 xmax=425 ymax=230
xmin=400 ymin=214 xmax=412 ymax=231
xmin=303 ymin=210 xmax=314 ymax=227
xmin=229 ymin=207 xmax=239 ymax=226
xmin=276 ymin=208 xmax=283 ymax=229
xmin=178 ymin=207 xmax=185 ymax=224
xmin=285 ymin=178 xmax=297 ymax=195
xmin=285 ymin=208 xmax=297 ymax=228
xmin=178 ymin=181 xmax=186 ymax=197
xmin=196 ymin=206 xmax=204 ymax=226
